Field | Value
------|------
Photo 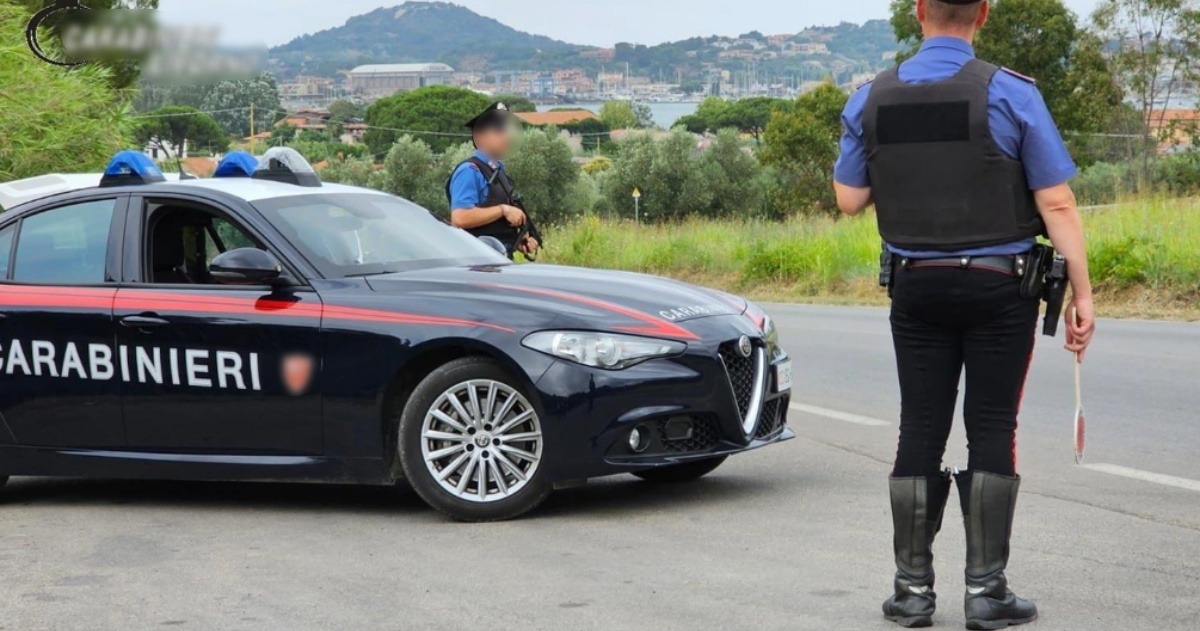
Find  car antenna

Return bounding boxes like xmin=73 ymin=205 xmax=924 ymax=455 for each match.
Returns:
xmin=174 ymin=153 xmax=196 ymax=180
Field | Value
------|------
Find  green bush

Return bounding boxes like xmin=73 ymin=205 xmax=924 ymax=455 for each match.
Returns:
xmin=1074 ymin=154 xmax=1200 ymax=205
xmin=377 ymin=135 xmax=446 ymax=213
xmin=1088 ymin=236 xmax=1150 ymax=288
xmin=506 ymin=127 xmax=581 ymax=226
xmin=319 ymin=155 xmax=379 ymax=189
xmin=0 ymin=3 xmax=133 ymax=183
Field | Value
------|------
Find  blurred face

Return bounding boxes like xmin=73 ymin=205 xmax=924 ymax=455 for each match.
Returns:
xmin=472 ymin=118 xmax=520 ymax=159
xmin=916 ymin=0 xmax=988 ymax=32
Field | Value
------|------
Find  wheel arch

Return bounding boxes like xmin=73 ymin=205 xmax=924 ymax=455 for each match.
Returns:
xmin=380 ymin=338 xmax=542 ymax=479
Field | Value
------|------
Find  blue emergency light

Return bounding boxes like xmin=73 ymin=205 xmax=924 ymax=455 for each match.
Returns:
xmin=99 ymin=151 xmax=166 ymax=188
xmin=213 ymin=151 xmax=259 ymax=178
xmin=252 ymin=147 xmax=322 ymax=188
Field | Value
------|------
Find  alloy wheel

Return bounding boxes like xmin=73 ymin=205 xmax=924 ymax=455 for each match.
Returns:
xmin=420 ymin=379 xmax=543 ymax=503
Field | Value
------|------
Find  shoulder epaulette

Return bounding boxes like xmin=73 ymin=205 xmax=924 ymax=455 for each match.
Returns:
xmin=999 ymin=67 xmax=1036 ymax=84
xmin=855 ymin=79 xmax=874 ymax=90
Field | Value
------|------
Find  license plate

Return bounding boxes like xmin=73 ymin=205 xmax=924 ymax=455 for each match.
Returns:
xmin=774 ymin=361 xmax=793 ymax=393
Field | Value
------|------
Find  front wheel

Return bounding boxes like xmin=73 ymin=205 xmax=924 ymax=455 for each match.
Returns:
xmin=398 ymin=357 xmax=551 ymax=522
xmin=633 ymin=456 xmax=729 ymax=483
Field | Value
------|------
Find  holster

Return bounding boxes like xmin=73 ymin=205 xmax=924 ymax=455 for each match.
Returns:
xmin=879 ymin=246 xmax=895 ymax=298
xmin=1019 ymin=244 xmax=1068 ymax=337
xmin=1042 ymin=255 xmax=1068 ymax=337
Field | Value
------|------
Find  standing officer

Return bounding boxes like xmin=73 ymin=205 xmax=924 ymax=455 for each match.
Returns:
xmin=447 ymin=101 xmax=541 ymax=259
xmin=833 ymin=0 xmax=1095 ymax=628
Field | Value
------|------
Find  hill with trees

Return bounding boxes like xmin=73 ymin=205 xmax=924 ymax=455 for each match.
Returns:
xmin=269 ymin=2 xmax=900 ymax=81
xmin=271 ymin=1 xmax=583 ymax=77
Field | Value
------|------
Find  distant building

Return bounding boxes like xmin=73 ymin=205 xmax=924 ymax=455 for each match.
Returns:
xmin=553 ymin=69 xmax=595 ymax=95
xmin=144 ymin=139 xmax=187 ymax=161
xmin=581 ymin=48 xmax=616 ymax=62
xmin=349 ymin=63 xmax=455 ymax=98
xmin=278 ymin=109 xmax=332 ymax=132
xmin=342 ymin=123 xmax=369 ymax=145
xmin=279 ymin=75 xmax=336 ymax=99
xmin=1151 ymin=109 xmax=1200 ymax=151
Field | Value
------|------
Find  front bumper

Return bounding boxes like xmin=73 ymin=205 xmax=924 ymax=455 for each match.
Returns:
xmin=529 ymin=315 xmax=793 ymax=482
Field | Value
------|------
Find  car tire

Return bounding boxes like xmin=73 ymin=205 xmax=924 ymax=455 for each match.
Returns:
xmin=397 ymin=357 xmax=551 ymax=522
xmin=633 ymin=456 xmax=729 ymax=484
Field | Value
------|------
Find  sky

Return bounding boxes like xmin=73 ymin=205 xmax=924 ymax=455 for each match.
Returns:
xmin=157 ymin=0 xmax=1105 ymax=48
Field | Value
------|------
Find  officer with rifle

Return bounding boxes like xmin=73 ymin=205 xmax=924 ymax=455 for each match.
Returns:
xmin=833 ymin=0 xmax=1096 ymax=628
xmin=447 ymin=101 xmax=542 ymax=260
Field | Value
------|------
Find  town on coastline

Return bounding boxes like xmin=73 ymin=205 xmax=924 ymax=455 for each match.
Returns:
xmin=274 ymin=28 xmax=899 ymax=124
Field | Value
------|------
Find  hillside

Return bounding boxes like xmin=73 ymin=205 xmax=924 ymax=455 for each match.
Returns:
xmin=270 ymin=2 xmax=900 ymax=81
xmin=271 ymin=2 xmax=582 ymax=77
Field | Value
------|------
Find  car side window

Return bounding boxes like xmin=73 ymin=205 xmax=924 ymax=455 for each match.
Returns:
xmin=145 ymin=203 xmax=264 ymax=285
xmin=205 ymin=216 xmax=258 ymax=265
xmin=0 ymin=224 xmax=14 ymax=279
xmin=11 ymin=199 xmax=116 ymax=284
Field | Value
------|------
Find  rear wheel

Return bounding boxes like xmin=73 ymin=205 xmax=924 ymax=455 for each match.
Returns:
xmin=633 ymin=456 xmax=728 ymax=483
xmin=397 ymin=357 xmax=550 ymax=522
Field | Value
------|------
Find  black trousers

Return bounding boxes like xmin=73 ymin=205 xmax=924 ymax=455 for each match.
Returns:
xmin=889 ymin=266 xmax=1040 ymax=478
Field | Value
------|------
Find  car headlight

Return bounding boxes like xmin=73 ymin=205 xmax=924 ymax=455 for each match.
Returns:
xmin=522 ymin=331 xmax=687 ymax=370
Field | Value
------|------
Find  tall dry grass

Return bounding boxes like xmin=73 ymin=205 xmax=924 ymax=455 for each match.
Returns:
xmin=543 ymin=200 xmax=1200 ymax=312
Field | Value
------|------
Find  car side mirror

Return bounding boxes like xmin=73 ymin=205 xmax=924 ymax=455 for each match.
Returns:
xmin=210 ymin=248 xmax=287 ymax=286
xmin=478 ymin=236 xmax=507 ymax=257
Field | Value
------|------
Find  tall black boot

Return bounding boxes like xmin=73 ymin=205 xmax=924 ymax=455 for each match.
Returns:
xmin=957 ymin=470 xmax=1039 ymax=630
xmin=883 ymin=471 xmax=952 ymax=628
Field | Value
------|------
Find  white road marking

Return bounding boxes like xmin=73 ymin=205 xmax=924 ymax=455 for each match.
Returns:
xmin=789 ymin=403 xmax=892 ymax=427
xmin=1081 ymin=464 xmax=1200 ymax=493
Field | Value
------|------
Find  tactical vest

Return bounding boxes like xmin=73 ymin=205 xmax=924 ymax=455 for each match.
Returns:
xmin=446 ymin=157 xmax=520 ymax=254
xmin=862 ymin=59 xmax=1044 ymax=251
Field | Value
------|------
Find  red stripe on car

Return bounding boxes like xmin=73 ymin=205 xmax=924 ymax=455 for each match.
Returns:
xmin=485 ymin=283 xmax=700 ymax=341
xmin=0 ymin=285 xmax=510 ymax=332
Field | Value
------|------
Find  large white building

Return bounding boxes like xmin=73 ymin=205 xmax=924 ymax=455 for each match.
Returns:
xmin=348 ymin=63 xmax=455 ymax=98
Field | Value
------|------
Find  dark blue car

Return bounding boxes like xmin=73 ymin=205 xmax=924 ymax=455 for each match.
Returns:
xmin=0 ymin=150 xmax=793 ymax=521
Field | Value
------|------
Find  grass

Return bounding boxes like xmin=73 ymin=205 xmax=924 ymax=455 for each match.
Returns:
xmin=543 ymin=198 xmax=1200 ymax=320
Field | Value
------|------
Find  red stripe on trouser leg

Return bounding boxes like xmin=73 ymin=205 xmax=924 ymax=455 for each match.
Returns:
xmin=1012 ymin=325 xmax=1038 ymax=474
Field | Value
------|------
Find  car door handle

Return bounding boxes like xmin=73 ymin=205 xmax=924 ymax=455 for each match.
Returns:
xmin=120 ymin=315 xmax=170 ymax=329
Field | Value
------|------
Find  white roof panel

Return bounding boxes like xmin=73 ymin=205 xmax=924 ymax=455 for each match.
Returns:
xmin=0 ymin=173 xmax=180 ymax=211
xmin=174 ymin=178 xmax=390 ymax=202
xmin=0 ymin=174 xmax=388 ymax=210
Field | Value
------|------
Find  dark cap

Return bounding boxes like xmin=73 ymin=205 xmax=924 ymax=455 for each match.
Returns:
xmin=465 ymin=101 xmax=517 ymax=131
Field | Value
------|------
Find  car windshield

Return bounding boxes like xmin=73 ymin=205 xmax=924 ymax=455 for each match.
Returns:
xmin=253 ymin=192 xmax=509 ymax=278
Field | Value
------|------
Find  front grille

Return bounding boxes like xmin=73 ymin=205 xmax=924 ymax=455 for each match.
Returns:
xmin=755 ymin=395 xmax=789 ymax=439
xmin=719 ymin=342 xmax=756 ymax=419
xmin=654 ymin=415 xmax=720 ymax=453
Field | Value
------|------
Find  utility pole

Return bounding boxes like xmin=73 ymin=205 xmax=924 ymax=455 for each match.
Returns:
xmin=250 ymin=101 xmax=256 ymax=153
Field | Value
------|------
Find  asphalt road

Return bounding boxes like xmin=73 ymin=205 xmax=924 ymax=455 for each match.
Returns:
xmin=1 ymin=305 xmax=1198 ymax=631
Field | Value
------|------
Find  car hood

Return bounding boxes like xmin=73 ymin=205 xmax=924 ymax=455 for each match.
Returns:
xmin=362 ymin=264 xmax=748 ymax=340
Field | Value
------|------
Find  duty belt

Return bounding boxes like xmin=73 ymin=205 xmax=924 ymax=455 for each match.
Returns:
xmin=900 ymin=253 xmax=1030 ymax=277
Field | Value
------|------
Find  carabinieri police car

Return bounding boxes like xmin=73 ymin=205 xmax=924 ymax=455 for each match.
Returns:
xmin=0 ymin=149 xmax=793 ymax=521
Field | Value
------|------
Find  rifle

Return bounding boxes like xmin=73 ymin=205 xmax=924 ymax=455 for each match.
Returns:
xmin=487 ymin=169 xmax=544 ymax=260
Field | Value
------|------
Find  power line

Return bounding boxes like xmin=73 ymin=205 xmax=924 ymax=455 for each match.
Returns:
xmin=131 ymin=107 xmax=251 ymax=119
xmin=130 ymin=108 xmax=617 ymax=140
